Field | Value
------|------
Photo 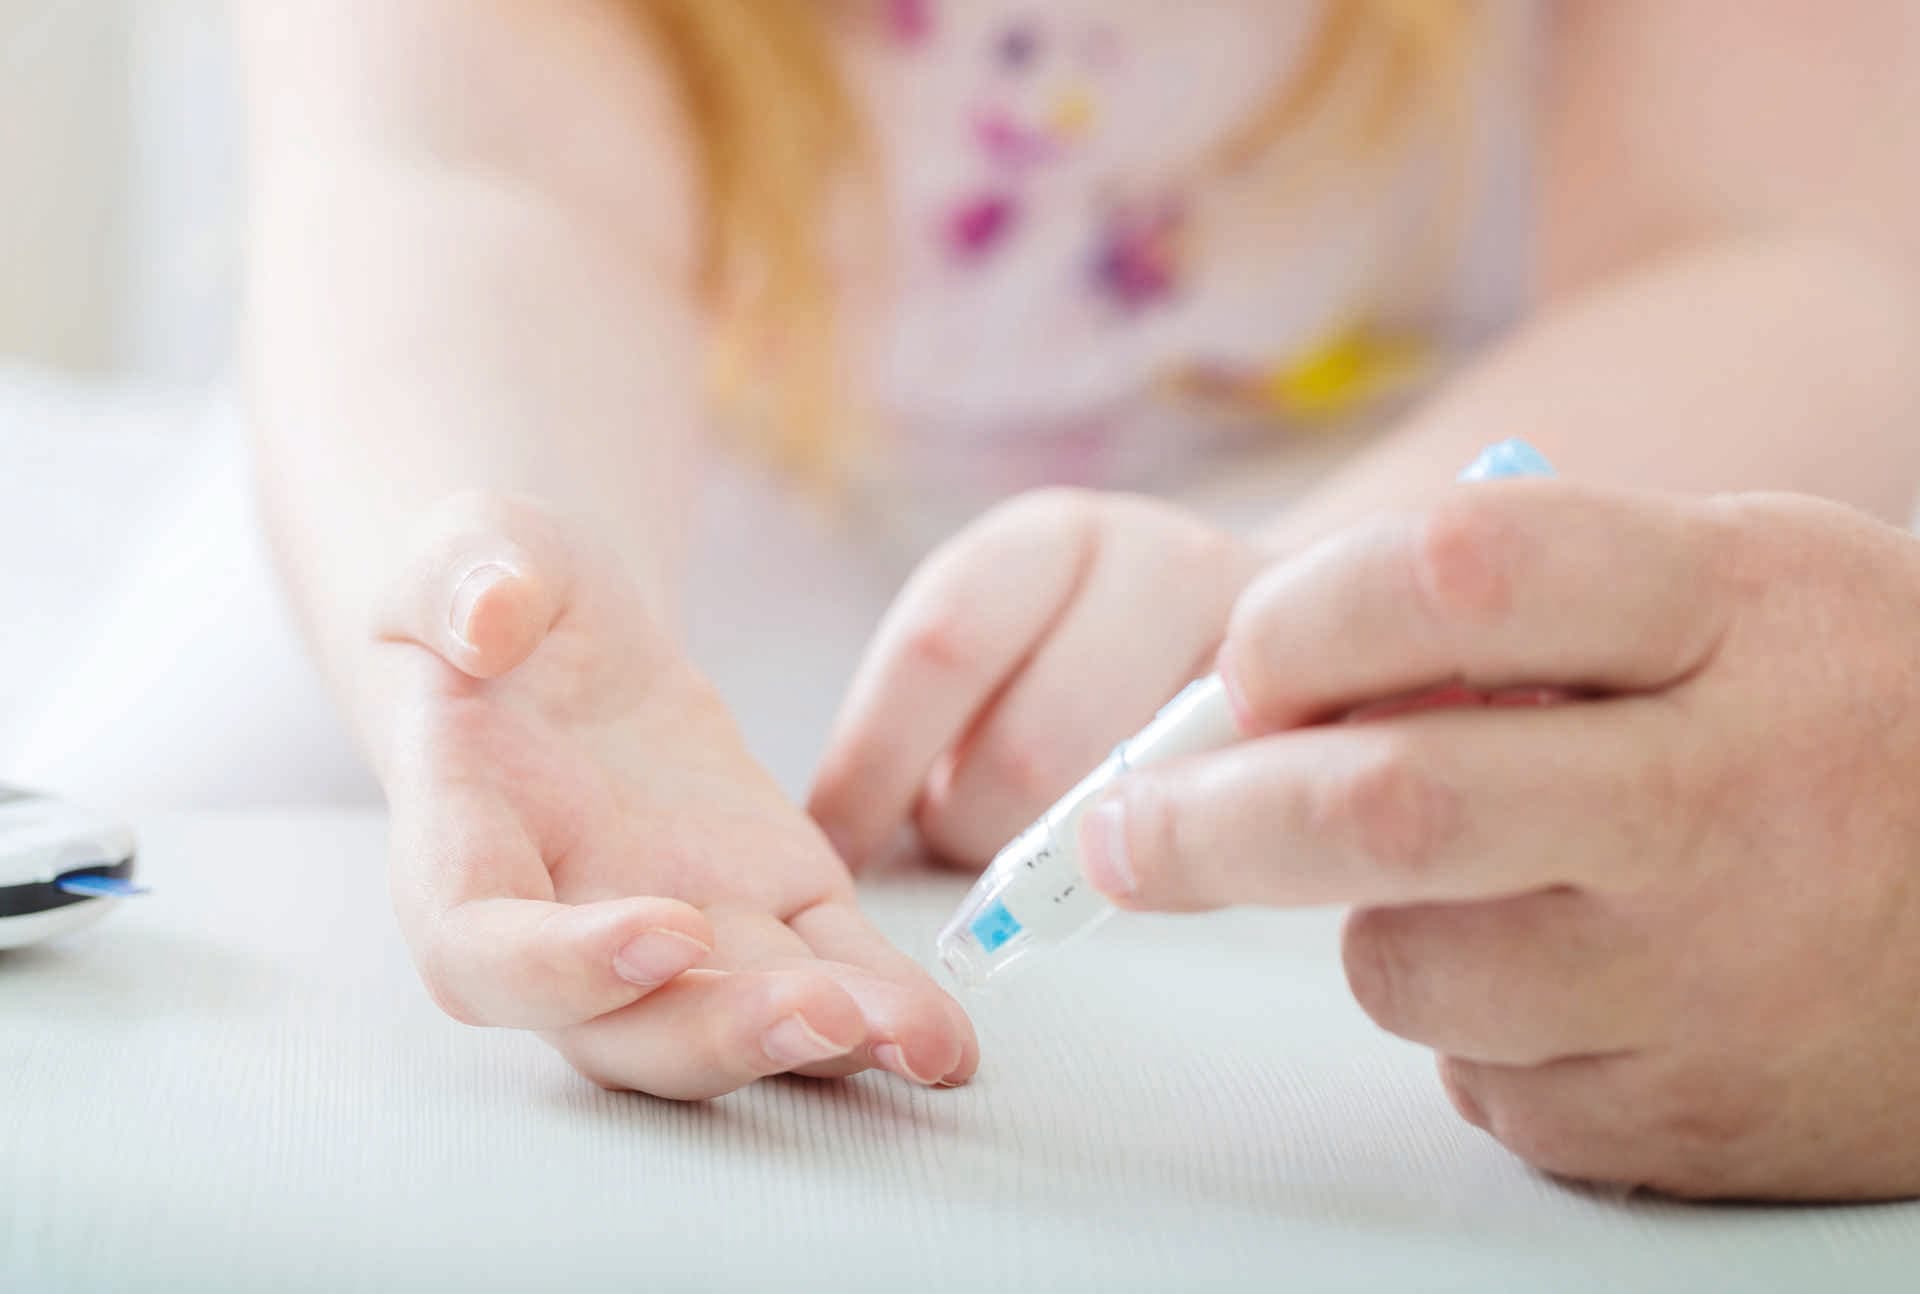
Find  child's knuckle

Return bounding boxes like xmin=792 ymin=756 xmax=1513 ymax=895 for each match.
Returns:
xmin=901 ymin=609 xmax=978 ymax=676
xmin=969 ymin=726 xmax=1070 ymax=805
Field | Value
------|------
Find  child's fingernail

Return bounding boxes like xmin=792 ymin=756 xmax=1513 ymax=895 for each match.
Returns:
xmin=449 ymin=561 xmax=516 ymax=648
xmin=612 ymin=929 xmax=710 ymax=987
xmin=1079 ymin=797 xmax=1137 ymax=900
xmin=872 ymin=1043 xmax=937 ymax=1086
xmin=762 ymin=1014 xmax=852 ymax=1068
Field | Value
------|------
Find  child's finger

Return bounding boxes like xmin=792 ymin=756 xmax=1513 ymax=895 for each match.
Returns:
xmin=1221 ymin=484 xmax=1725 ymax=733
xmin=407 ymin=893 xmax=715 ymax=1030
xmin=549 ymin=968 xmax=868 ymax=1100
xmin=375 ymin=491 xmax=574 ymax=679
xmin=786 ymin=899 xmax=979 ymax=1085
xmin=390 ymin=789 xmax=712 ymax=1029
xmin=1079 ymin=697 xmax=1693 ymax=913
xmin=809 ymin=493 xmax=1098 ymax=868
xmin=917 ymin=517 xmax=1246 ymax=865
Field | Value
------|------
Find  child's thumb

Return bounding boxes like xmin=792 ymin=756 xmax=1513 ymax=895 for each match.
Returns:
xmin=378 ymin=492 xmax=572 ymax=679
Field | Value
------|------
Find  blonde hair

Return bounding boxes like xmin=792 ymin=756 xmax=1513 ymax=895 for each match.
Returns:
xmin=635 ymin=0 xmax=1479 ymax=482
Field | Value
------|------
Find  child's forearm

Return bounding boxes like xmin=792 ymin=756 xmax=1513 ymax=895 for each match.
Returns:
xmin=237 ymin=1 xmax=713 ymax=775
xmin=244 ymin=157 xmax=705 ymax=765
xmin=1261 ymin=230 xmax=1920 ymax=555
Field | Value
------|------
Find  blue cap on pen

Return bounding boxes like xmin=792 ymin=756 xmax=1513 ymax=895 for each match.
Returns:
xmin=1459 ymin=438 xmax=1557 ymax=482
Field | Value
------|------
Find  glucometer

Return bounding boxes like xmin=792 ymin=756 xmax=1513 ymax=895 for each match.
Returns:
xmin=0 ymin=785 xmax=142 ymax=951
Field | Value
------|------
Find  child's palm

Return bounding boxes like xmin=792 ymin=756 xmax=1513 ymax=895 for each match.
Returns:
xmin=377 ymin=496 xmax=975 ymax=1099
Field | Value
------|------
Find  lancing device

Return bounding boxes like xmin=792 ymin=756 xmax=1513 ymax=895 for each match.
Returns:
xmin=935 ymin=438 xmax=1557 ymax=990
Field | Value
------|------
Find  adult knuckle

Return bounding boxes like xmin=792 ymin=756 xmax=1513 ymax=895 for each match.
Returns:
xmin=1436 ymin=1055 xmax=1490 ymax=1130
xmin=1341 ymin=908 xmax=1416 ymax=1034
xmin=1484 ymin=1093 xmax=1591 ymax=1178
xmin=1317 ymin=743 xmax=1457 ymax=882
xmin=1650 ymin=1063 xmax=1773 ymax=1158
xmin=1413 ymin=495 xmax=1517 ymax=625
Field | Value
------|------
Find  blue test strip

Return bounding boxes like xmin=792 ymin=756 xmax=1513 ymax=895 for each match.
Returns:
xmin=56 ymin=875 xmax=149 ymax=899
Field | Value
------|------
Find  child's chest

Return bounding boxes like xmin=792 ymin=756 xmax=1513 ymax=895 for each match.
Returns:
xmin=845 ymin=3 xmax=1422 ymax=427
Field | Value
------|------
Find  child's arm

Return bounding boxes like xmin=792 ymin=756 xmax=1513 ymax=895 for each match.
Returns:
xmin=239 ymin=1 xmax=974 ymax=1095
xmin=239 ymin=0 xmax=702 ymax=724
xmin=1262 ymin=0 xmax=1920 ymax=554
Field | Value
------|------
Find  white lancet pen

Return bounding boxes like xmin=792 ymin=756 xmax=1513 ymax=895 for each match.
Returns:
xmin=935 ymin=438 xmax=1558 ymax=989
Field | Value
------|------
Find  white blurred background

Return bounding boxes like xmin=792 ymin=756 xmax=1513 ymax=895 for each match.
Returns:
xmin=0 ymin=3 xmax=373 ymax=809
xmin=1 ymin=0 xmax=237 ymax=381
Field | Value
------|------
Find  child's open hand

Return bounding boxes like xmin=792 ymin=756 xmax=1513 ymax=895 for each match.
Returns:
xmin=810 ymin=489 xmax=1262 ymax=870
xmin=1080 ymin=483 xmax=1920 ymax=1200
xmin=369 ymin=494 xmax=976 ymax=1099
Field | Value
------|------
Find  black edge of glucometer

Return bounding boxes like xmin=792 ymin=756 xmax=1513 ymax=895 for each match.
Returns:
xmin=0 ymin=856 xmax=140 ymax=920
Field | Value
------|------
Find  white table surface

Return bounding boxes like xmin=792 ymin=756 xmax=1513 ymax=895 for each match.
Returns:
xmin=5 ymin=811 xmax=1918 ymax=1292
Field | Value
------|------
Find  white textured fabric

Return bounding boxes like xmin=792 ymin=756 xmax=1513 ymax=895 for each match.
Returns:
xmin=4 ymin=812 xmax=1917 ymax=1292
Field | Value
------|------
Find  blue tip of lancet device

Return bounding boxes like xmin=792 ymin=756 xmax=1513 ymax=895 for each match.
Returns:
xmin=55 ymin=875 xmax=148 ymax=899
xmin=969 ymin=899 xmax=1023 ymax=953
xmin=1460 ymin=438 xmax=1556 ymax=482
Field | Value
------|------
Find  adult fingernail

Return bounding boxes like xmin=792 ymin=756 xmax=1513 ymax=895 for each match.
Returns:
xmin=872 ymin=1042 xmax=937 ymax=1086
xmin=1079 ymin=797 xmax=1137 ymax=900
xmin=762 ymin=1014 xmax=852 ymax=1068
xmin=612 ymin=929 xmax=710 ymax=988
xmin=449 ymin=561 xmax=517 ymax=648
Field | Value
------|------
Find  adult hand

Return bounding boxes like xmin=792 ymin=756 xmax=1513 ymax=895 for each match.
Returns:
xmin=1080 ymin=484 xmax=1920 ymax=1200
